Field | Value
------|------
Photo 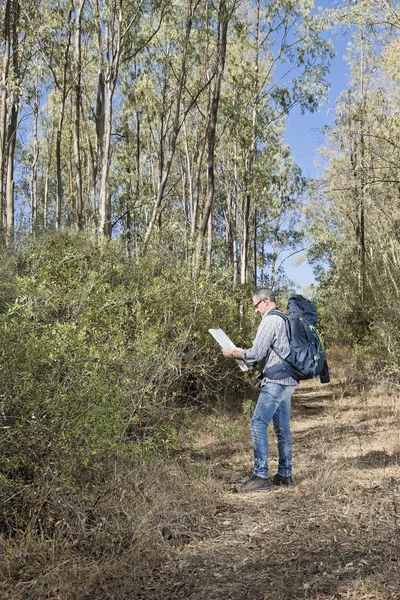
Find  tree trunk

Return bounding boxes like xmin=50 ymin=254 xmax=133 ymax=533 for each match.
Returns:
xmin=190 ymin=126 xmax=207 ymax=240
xmin=99 ymin=79 xmax=115 ymax=238
xmin=134 ymin=96 xmax=141 ymax=253
xmin=55 ymin=9 xmax=73 ymax=229
xmin=99 ymin=0 xmax=166 ymax=238
xmin=224 ymin=190 xmax=232 ymax=263
xmin=195 ymin=0 xmax=228 ymax=268
xmin=142 ymin=5 xmax=194 ymax=251
xmin=240 ymin=0 xmax=260 ymax=284
xmin=232 ymin=143 xmax=239 ymax=286
xmin=183 ymin=121 xmax=194 ymax=234
xmin=0 ymin=0 xmax=11 ymax=235
xmin=86 ymin=131 xmax=97 ymax=229
xmin=6 ymin=0 xmax=20 ymax=245
xmin=73 ymin=0 xmax=85 ymax=231
xmin=206 ymin=211 xmax=212 ymax=269
xmin=99 ymin=0 xmax=126 ymax=238
xmin=6 ymin=100 xmax=18 ymax=244
xmin=240 ymin=192 xmax=251 ymax=284
xmin=43 ymin=162 xmax=50 ymax=229
xmin=253 ymin=207 xmax=257 ymax=286
xmin=30 ymin=80 xmax=39 ymax=235
xmin=358 ymin=26 xmax=366 ymax=302
xmin=87 ymin=0 xmax=105 ymax=229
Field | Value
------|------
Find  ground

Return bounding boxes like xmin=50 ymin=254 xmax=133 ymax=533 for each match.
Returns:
xmin=2 ymin=378 xmax=400 ymax=599
xmin=146 ymin=379 xmax=400 ymax=600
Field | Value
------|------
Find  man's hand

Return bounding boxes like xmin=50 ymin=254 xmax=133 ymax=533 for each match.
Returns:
xmin=222 ymin=347 xmax=244 ymax=359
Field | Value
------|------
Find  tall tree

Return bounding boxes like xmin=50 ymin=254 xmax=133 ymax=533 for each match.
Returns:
xmin=306 ymin=1 xmax=400 ymax=343
xmin=195 ymin=0 xmax=230 ymax=268
xmin=73 ymin=0 xmax=86 ymax=231
xmin=142 ymin=0 xmax=201 ymax=251
xmin=0 ymin=0 xmax=11 ymax=237
xmin=98 ymin=0 xmax=168 ymax=238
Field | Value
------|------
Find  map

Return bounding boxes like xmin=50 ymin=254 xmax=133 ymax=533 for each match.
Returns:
xmin=208 ymin=329 xmax=248 ymax=372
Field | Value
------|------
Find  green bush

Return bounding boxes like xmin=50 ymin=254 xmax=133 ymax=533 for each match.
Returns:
xmin=0 ymin=232 xmax=255 ymax=532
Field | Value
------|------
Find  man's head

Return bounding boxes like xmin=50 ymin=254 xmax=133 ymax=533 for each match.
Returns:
xmin=252 ymin=288 xmax=276 ymax=315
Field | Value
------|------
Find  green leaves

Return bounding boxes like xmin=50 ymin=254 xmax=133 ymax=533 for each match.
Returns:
xmin=0 ymin=232 xmax=253 ymax=500
xmin=304 ymin=5 xmax=400 ymax=356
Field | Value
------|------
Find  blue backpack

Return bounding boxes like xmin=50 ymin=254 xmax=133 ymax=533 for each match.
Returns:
xmin=264 ymin=294 xmax=330 ymax=383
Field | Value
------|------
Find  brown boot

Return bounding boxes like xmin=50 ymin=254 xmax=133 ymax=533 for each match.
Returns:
xmin=270 ymin=473 xmax=293 ymax=486
xmin=235 ymin=475 xmax=270 ymax=493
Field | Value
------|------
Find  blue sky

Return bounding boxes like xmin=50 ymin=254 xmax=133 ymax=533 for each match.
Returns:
xmin=282 ymin=2 xmax=350 ymax=291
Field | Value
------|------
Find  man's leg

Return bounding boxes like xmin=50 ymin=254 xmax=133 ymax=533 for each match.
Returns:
xmin=250 ymin=384 xmax=282 ymax=479
xmin=272 ymin=385 xmax=296 ymax=481
xmin=235 ymin=384 xmax=281 ymax=493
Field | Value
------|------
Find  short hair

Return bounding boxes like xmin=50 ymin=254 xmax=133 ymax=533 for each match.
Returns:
xmin=253 ymin=287 xmax=275 ymax=303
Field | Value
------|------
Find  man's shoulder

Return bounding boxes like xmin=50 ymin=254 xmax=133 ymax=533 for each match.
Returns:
xmin=259 ymin=312 xmax=283 ymax=331
xmin=263 ymin=309 xmax=287 ymax=321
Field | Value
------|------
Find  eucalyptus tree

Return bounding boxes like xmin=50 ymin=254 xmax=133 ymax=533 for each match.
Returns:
xmin=327 ymin=0 xmax=400 ymax=31
xmin=241 ymin=0 xmax=331 ymax=284
xmin=0 ymin=0 xmax=41 ymax=243
xmin=204 ymin=0 xmax=332 ymax=284
xmin=97 ymin=0 xmax=135 ymax=238
xmin=73 ymin=0 xmax=86 ymax=231
xmin=112 ymin=0 xmax=227 ymax=255
xmin=194 ymin=0 xmax=231 ymax=269
xmin=37 ymin=0 xmax=74 ymax=230
xmin=322 ymin=0 xmax=400 ymax=302
xmin=254 ymin=153 xmax=305 ymax=288
xmin=5 ymin=0 xmax=20 ymax=243
xmin=0 ymin=0 xmax=11 ymax=236
xmin=29 ymin=73 xmax=40 ymax=235
xmin=310 ymin=0 xmax=400 ymax=291
xmin=141 ymin=0 xmax=207 ymax=251
xmin=305 ymin=2 xmax=400 ymax=346
xmin=96 ymin=0 xmax=169 ymax=238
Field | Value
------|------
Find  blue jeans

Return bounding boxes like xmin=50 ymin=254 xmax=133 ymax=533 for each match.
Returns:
xmin=250 ymin=383 xmax=296 ymax=479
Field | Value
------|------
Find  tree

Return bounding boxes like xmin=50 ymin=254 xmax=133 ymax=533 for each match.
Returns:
xmin=306 ymin=1 xmax=400 ymax=345
xmin=142 ymin=0 xmax=203 ymax=251
xmin=5 ymin=0 xmax=20 ymax=244
xmin=73 ymin=0 xmax=86 ymax=231
xmin=0 ymin=0 xmax=11 ymax=238
xmin=98 ymin=0 xmax=167 ymax=238
xmin=195 ymin=0 xmax=230 ymax=269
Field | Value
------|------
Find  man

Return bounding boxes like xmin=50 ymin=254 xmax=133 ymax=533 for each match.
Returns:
xmin=222 ymin=288 xmax=297 ymax=493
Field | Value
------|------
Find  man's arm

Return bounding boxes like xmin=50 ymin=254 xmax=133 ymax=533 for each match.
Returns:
xmin=222 ymin=316 xmax=279 ymax=364
xmin=222 ymin=347 xmax=244 ymax=360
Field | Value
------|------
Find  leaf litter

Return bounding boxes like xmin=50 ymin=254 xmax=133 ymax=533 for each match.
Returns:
xmin=146 ymin=379 xmax=400 ymax=600
xmin=1 ymin=378 xmax=400 ymax=599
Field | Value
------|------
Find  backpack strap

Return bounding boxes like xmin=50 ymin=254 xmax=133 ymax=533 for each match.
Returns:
xmin=257 ymin=309 xmax=291 ymax=378
xmin=267 ymin=308 xmax=291 ymax=343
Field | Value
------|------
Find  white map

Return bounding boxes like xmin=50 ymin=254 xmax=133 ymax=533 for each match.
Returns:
xmin=209 ymin=328 xmax=248 ymax=372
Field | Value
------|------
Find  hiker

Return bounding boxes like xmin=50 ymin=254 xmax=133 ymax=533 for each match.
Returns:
xmin=222 ymin=288 xmax=297 ymax=493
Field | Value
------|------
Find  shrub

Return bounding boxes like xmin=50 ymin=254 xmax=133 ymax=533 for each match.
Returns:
xmin=0 ymin=232 xmax=254 ymax=534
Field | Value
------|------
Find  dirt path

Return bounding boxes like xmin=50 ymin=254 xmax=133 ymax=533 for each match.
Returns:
xmin=146 ymin=380 xmax=400 ymax=600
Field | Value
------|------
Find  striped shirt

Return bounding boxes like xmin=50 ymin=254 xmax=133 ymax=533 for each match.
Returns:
xmin=242 ymin=307 xmax=297 ymax=386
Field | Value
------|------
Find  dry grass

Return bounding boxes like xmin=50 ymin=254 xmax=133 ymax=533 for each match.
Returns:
xmin=0 ymin=461 xmax=220 ymax=600
xmin=1 ymin=375 xmax=400 ymax=599
xmin=146 ymin=378 xmax=400 ymax=600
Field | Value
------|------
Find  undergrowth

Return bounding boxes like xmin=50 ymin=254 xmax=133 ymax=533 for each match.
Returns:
xmin=0 ymin=230 xmax=258 ymax=596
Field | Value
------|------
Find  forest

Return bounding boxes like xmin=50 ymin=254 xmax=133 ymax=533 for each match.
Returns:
xmin=1 ymin=0 xmax=400 ymax=598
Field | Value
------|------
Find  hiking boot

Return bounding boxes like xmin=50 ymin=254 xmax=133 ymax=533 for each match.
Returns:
xmin=235 ymin=475 xmax=270 ymax=494
xmin=270 ymin=473 xmax=293 ymax=486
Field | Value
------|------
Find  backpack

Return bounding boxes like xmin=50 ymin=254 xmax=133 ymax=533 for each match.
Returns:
xmin=263 ymin=294 xmax=330 ymax=384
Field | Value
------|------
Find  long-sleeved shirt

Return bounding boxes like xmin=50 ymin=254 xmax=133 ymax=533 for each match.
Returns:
xmin=242 ymin=307 xmax=297 ymax=386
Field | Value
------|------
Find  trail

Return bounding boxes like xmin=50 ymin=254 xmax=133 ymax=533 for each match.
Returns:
xmin=145 ymin=380 xmax=400 ymax=600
